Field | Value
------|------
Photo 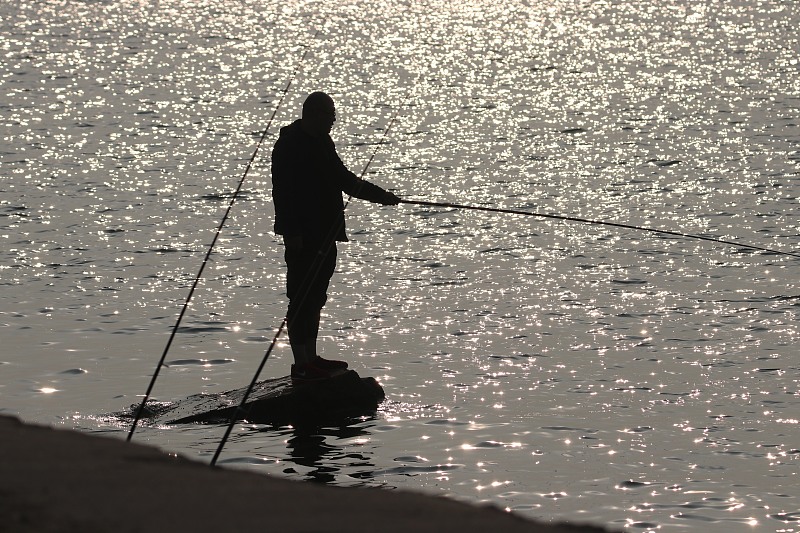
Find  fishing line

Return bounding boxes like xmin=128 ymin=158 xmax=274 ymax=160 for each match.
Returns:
xmin=126 ymin=31 xmax=320 ymax=442
xmin=210 ymin=88 xmax=414 ymax=466
xmin=400 ymin=199 xmax=800 ymax=260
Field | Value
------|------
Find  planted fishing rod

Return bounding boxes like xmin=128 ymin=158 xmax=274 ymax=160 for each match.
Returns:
xmin=400 ymin=199 xmax=800 ymax=260
xmin=126 ymin=32 xmax=320 ymax=442
xmin=209 ymin=91 xmax=412 ymax=467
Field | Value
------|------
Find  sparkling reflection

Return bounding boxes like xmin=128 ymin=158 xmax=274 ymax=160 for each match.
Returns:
xmin=2 ymin=0 xmax=798 ymax=531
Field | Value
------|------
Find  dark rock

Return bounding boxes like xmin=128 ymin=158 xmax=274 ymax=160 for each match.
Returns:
xmin=131 ymin=370 xmax=385 ymax=425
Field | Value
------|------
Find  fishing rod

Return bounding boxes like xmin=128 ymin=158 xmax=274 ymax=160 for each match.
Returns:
xmin=209 ymin=90 xmax=413 ymax=467
xmin=126 ymin=32 xmax=320 ymax=442
xmin=400 ymin=199 xmax=800 ymax=260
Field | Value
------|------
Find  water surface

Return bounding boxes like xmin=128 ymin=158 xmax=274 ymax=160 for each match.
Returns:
xmin=1 ymin=1 xmax=798 ymax=531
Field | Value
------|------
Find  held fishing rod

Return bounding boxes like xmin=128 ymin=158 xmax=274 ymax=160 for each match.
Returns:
xmin=400 ymin=199 xmax=800 ymax=260
xmin=126 ymin=32 xmax=320 ymax=442
xmin=209 ymin=91 xmax=413 ymax=467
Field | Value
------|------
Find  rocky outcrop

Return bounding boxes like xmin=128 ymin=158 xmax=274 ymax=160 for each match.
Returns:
xmin=130 ymin=370 xmax=385 ymax=425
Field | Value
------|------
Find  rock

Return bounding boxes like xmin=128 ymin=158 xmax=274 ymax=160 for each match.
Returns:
xmin=130 ymin=370 xmax=385 ymax=425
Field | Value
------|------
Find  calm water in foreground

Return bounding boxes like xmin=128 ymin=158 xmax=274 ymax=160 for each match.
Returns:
xmin=1 ymin=1 xmax=798 ymax=531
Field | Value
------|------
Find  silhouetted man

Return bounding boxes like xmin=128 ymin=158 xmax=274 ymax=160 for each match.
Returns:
xmin=271 ymin=91 xmax=400 ymax=382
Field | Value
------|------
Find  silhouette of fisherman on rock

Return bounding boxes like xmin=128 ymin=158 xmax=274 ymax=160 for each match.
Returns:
xmin=271 ymin=91 xmax=400 ymax=383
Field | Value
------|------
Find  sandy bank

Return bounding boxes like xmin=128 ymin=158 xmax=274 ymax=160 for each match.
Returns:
xmin=0 ymin=415 xmax=611 ymax=533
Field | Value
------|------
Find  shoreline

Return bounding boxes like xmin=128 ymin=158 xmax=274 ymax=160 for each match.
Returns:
xmin=0 ymin=415 xmax=611 ymax=532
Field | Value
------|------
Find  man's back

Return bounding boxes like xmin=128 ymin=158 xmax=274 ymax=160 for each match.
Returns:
xmin=271 ymin=119 xmax=391 ymax=242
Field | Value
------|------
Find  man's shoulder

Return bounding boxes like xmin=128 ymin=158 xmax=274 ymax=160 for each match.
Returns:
xmin=277 ymin=119 xmax=303 ymax=141
xmin=273 ymin=122 xmax=306 ymax=161
xmin=275 ymin=121 xmax=335 ymax=156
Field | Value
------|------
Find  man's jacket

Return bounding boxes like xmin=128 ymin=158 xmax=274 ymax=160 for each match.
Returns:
xmin=271 ymin=119 xmax=389 ymax=242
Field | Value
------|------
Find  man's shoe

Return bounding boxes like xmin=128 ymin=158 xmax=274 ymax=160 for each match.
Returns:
xmin=313 ymin=355 xmax=348 ymax=371
xmin=290 ymin=362 xmax=332 ymax=383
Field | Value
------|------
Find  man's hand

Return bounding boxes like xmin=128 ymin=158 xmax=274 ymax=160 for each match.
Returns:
xmin=380 ymin=191 xmax=401 ymax=206
xmin=283 ymin=234 xmax=303 ymax=250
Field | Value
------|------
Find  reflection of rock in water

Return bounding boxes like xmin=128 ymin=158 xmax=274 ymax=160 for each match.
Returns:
xmin=121 ymin=370 xmax=385 ymax=425
xmin=284 ymin=422 xmax=378 ymax=485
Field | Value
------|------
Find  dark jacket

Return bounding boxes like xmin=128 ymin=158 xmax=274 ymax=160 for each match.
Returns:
xmin=271 ymin=119 xmax=390 ymax=242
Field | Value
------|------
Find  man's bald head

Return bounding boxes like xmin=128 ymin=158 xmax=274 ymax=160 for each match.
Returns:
xmin=302 ymin=92 xmax=335 ymax=118
xmin=301 ymin=92 xmax=337 ymax=137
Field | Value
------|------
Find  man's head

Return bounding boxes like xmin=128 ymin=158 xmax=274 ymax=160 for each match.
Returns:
xmin=301 ymin=92 xmax=336 ymax=137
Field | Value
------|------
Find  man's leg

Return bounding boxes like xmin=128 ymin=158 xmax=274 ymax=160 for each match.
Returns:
xmin=285 ymin=240 xmax=337 ymax=370
xmin=285 ymin=244 xmax=316 ymax=367
xmin=305 ymin=245 xmax=348 ymax=370
xmin=305 ymin=245 xmax=335 ymax=358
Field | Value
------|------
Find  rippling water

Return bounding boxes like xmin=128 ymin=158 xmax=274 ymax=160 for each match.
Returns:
xmin=2 ymin=1 xmax=798 ymax=531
